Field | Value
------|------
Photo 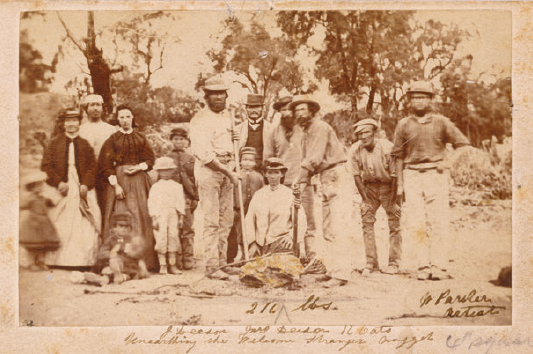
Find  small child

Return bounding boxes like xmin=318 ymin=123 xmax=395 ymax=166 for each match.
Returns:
xmin=166 ymin=126 xmax=198 ymax=270
xmin=148 ymin=157 xmax=185 ymax=274
xmin=19 ymin=171 xmax=61 ymax=271
xmin=227 ymin=147 xmax=264 ymax=263
xmin=106 ymin=211 xmax=149 ymax=283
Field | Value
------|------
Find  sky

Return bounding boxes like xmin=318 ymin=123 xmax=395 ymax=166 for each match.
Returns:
xmin=21 ymin=9 xmax=511 ymax=111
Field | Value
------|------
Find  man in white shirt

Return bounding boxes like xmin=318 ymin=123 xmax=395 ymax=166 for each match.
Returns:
xmin=79 ymin=94 xmax=117 ymax=215
xmin=79 ymin=94 xmax=117 ymax=158
xmin=189 ymin=76 xmax=239 ymax=280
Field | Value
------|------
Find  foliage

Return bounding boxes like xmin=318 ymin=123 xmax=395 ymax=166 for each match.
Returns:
xmin=277 ymin=10 xmax=468 ymax=118
xmin=439 ymin=56 xmax=512 ymax=146
xmin=107 ymin=11 xmax=181 ymax=87
xmin=205 ymin=17 xmax=316 ymax=102
xmin=19 ymin=30 xmax=57 ymax=93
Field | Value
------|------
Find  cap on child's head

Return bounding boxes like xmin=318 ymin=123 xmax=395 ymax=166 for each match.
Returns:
xmin=169 ymin=126 xmax=189 ymax=140
xmin=153 ymin=157 xmax=177 ymax=170
xmin=111 ymin=210 xmax=133 ymax=226
xmin=239 ymin=147 xmax=257 ymax=159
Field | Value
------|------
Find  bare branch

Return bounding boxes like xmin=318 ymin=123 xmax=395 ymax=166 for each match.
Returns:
xmin=151 ymin=41 xmax=166 ymax=75
xmin=56 ymin=12 xmax=85 ymax=55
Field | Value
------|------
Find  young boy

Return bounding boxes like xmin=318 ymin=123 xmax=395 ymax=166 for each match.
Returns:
xmin=148 ymin=157 xmax=185 ymax=274
xmin=227 ymin=147 xmax=264 ymax=263
xmin=166 ymin=126 xmax=198 ymax=270
xmin=107 ymin=211 xmax=149 ymax=284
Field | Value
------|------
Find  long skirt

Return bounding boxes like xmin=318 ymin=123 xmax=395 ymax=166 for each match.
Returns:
xmin=102 ymin=165 xmax=156 ymax=270
xmin=45 ymin=166 xmax=101 ymax=267
xmin=19 ymin=208 xmax=60 ymax=253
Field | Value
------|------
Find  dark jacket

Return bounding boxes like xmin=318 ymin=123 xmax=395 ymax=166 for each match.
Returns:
xmin=167 ymin=149 xmax=198 ymax=201
xmin=41 ymin=134 xmax=97 ymax=189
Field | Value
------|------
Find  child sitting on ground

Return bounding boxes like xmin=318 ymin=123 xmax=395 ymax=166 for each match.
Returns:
xmin=148 ymin=157 xmax=185 ymax=275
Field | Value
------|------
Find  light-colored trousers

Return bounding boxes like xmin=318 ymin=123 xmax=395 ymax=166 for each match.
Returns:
xmin=153 ymin=210 xmax=180 ymax=254
xmin=402 ymin=168 xmax=450 ymax=270
xmin=197 ymin=166 xmax=234 ymax=273
xmin=305 ymin=165 xmax=352 ymax=281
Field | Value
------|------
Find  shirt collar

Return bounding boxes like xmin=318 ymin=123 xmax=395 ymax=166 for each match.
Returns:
xmin=248 ymin=118 xmax=263 ymax=130
xmin=65 ymin=132 xmax=79 ymax=140
xmin=119 ymin=127 xmax=134 ymax=134
xmin=412 ymin=113 xmax=433 ymax=125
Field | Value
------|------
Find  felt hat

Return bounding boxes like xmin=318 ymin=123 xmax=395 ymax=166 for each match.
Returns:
xmin=273 ymin=96 xmax=293 ymax=111
xmin=153 ymin=157 xmax=177 ymax=170
xmin=245 ymin=94 xmax=265 ymax=106
xmin=169 ymin=126 xmax=189 ymax=140
xmin=202 ymin=76 xmax=229 ymax=92
xmin=407 ymin=81 xmax=435 ymax=96
xmin=84 ymin=94 xmax=104 ymax=104
xmin=354 ymin=118 xmax=379 ymax=134
xmin=264 ymin=157 xmax=288 ymax=173
xmin=239 ymin=147 xmax=257 ymax=158
xmin=288 ymin=94 xmax=320 ymax=113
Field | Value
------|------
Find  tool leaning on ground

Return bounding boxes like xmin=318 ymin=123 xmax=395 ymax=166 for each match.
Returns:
xmin=229 ymin=110 xmax=250 ymax=262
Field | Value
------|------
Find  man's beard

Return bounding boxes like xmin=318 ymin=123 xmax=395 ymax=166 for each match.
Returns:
xmin=208 ymin=100 xmax=226 ymax=113
xmin=280 ymin=115 xmax=295 ymax=130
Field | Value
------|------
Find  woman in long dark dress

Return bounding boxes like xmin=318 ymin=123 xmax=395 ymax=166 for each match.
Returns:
xmin=98 ymin=104 xmax=157 ymax=270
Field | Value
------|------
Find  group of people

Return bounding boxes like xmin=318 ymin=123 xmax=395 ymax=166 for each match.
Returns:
xmin=20 ymin=75 xmax=471 ymax=288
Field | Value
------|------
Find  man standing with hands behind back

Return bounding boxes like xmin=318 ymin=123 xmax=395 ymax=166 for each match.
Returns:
xmin=189 ymin=76 xmax=239 ymax=280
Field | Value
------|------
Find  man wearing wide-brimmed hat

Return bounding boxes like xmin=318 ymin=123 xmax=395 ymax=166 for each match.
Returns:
xmin=264 ymin=95 xmax=303 ymax=188
xmin=289 ymin=94 xmax=349 ymax=288
xmin=189 ymin=75 xmax=240 ymax=280
xmin=237 ymin=93 xmax=273 ymax=172
xmin=391 ymin=80 xmax=470 ymax=281
xmin=348 ymin=118 xmax=402 ymax=276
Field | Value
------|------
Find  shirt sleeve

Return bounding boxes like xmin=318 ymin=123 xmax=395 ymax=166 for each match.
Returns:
xmin=98 ymin=135 xmax=116 ymax=180
xmin=382 ymin=140 xmax=397 ymax=177
xmin=189 ymin=114 xmax=217 ymax=165
xmin=244 ymin=193 xmax=258 ymax=247
xmin=147 ymin=185 xmax=158 ymax=217
xmin=300 ymin=123 xmax=329 ymax=173
xmin=263 ymin=126 xmax=275 ymax=159
xmin=442 ymin=117 xmax=471 ymax=148
xmin=41 ymin=139 xmax=61 ymax=187
xmin=139 ymin=133 xmax=156 ymax=170
xmin=391 ymin=120 xmax=407 ymax=160
xmin=346 ymin=144 xmax=362 ymax=177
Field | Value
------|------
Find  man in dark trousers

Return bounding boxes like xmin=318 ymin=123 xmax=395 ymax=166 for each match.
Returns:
xmin=238 ymin=94 xmax=273 ymax=172
xmin=347 ymin=119 xmax=401 ymax=276
xmin=167 ymin=126 xmax=198 ymax=270
xmin=391 ymin=80 xmax=470 ymax=281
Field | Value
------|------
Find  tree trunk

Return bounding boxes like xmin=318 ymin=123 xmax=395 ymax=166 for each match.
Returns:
xmin=366 ymin=85 xmax=376 ymax=115
xmin=86 ymin=11 xmax=114 ymax=117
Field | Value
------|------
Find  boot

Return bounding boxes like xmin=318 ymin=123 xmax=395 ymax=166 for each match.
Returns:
xmin=168 ymin=252 xmax=182 ymax=275
xmin=158 ymin=253 xmax=168 ymax=275
xmin=182 ymin=237 xmax=195 ymax=270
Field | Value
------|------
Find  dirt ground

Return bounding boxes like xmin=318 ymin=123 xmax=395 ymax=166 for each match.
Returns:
xmin=19 ymin=174 xmax=512 ymax=327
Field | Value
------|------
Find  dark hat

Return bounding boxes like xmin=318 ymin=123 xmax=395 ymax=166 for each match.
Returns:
xmin=111 ymin=210 xmax=133 ymax=226
xmin=239 ymin=147 xmax=257 ymax=158
xmin=170 ymin=126 xmax=189 ymax=140
xmin=273 ymin=96 xmax=293 ymax=111
xmin=245 ymin=94 xmax=265 ymax=106
xmin=288 ymin=94 xmax=320 ymax=113
xmin=407 ymin=81 xmax=435 ymax=96
xmin=264 ymin=157 xmax=288 ymax=173
xmin=57 ymin=108 xmax=82 ymax=122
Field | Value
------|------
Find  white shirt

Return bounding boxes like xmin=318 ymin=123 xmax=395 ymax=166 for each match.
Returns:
xmin=148 ymin=179 xmax=185 ymax=217
xmin=79 ymin=121 xmax=117 ymax=157
xmin=189 ymin=107 xmax=234 ymax=165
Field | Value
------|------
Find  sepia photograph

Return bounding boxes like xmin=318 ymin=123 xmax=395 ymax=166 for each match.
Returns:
xmin=17 ymin=7 xmax=512 ymax=329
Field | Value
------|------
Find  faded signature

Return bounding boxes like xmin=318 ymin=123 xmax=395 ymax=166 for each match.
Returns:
xmin=446 ymin=332 xmax=533 ymax=354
